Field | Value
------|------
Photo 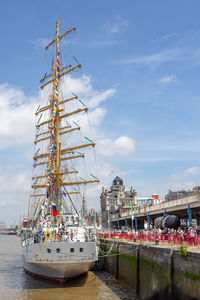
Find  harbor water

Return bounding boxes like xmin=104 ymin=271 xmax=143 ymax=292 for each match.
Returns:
xmin=0 ymin=236 xmax=136 ymax=300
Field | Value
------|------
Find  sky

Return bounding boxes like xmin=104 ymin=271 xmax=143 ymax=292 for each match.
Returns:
xmin=1 ymin=1 xmax=200 ymax=224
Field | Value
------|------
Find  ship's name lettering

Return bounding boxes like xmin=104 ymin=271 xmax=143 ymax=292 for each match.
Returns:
xmin=35 ymin=254 xmax=54 ymax=263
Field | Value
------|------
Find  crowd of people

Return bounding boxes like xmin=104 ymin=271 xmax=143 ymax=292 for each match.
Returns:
xmin=31 ymin=228 xmax=76 ymax=244
xmin=101 ymin=227 xmax=199 ymax=246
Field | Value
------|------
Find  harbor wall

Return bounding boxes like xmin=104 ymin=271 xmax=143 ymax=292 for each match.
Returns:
xmin=99 ymin=239 xmax=200 ymax=299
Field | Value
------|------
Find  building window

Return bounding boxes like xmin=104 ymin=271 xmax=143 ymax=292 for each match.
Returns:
xmin=70 ymin=248 xmax=74 ymax=253
xmin=56 ymin=248 xmax=60 ymax=253
xmin=80 ymin=248 xmax=83 ymax=252
xmin=47 ymin=248 xmax=51 ymax=253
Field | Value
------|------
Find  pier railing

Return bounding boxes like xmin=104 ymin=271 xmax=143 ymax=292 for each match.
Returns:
xmin=98 ymin=232 xmax=200 ymax=247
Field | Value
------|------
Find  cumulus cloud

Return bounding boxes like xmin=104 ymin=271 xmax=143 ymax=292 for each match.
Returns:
xmin=61 ymin=74 xmax=116 ymax=109
xmin=0 ymin=74 xmax=136 ymax=222
xmin=97 ymin=136 xmax=136 ymax=156
xmin=0 ymin=84 xmax=40 ymax=150
xmin=0 ymin=76 xmax=116 ymax=151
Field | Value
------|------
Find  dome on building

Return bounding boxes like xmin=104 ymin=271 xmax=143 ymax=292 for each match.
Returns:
xmin=113 ymin=176 xmax=123 ymax=186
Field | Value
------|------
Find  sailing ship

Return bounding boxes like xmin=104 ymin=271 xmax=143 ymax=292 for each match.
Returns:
xmin=21 ymin=20 xmax=100 ymax=281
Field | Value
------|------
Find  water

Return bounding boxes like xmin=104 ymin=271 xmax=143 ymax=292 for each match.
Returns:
xmin=0 ymin=236 xmax=135 ymax=300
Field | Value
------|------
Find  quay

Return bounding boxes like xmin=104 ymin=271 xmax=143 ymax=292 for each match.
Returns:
xmin=98 ymin=238 xmax=200 ymax=299
xmin=98 ymin=176 xmax=200 ymax=298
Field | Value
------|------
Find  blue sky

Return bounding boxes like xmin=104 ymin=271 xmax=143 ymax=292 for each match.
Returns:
xmin=1 ymin=1 xmax=200 ymax=224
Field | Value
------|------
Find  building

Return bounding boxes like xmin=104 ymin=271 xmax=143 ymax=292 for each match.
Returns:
xmin=165 ymin=187 xmax=200 ymax=202
xmin=137 ymin=196 xmax=161 ymax=206
xmin=81 ymin=195 xmax=88 ymax=218
xmin=100 ymin=176 xmax=137 ymax=228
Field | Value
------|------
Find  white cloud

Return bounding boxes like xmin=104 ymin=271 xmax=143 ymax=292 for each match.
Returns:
xmin=88 ymin=89 xmax=116 ymax=109
xmin=0 ymin=76 xmax=116 ymax=151
xmin=61 ymin=74 xmax=116 ymax=109
xmin=0 ymin=84 xmax=40 ymax=150
xmin=104 ymin=16 xmax=128 ymax=33
xmin=36 ymin=38 xmax=122 ymax=49
xmin=170 ymin=166 xmax=200 ymax=181
xmin=97 ymin=136 xmax=136 ymax=156
xmin=166 ymin=181 xmax=195 ymax=192
xmin=163 ymin=166 xmax=200 ymax=193
xmin=89 ymin=40 xmax=122 ymax=47
xmin=162 ymin=32 xmax=176 ymax=40
xmin=0 ymin=165 xmax=31 ymax=223
xmin=0 ymin=75 xmax=135 ymax=223
xmin=115 ymin=47 xmax=200 ymax=67
xmin=115 ymin=48 xmax=183 ymax=65
xmin=31 ymin=38 xmax=51 ymax=49
xmin=156 ymin=74 xmax=176 ymax=84
xmin=0 ymin=165 xmax=30 ymax=193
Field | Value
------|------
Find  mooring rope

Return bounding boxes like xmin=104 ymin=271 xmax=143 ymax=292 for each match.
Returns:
xmin=98 ymin=240 xmax=115 ymax=256
xmin=97 ymin=243 xmax=153 ymax=258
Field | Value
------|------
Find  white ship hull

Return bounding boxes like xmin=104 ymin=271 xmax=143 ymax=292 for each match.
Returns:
xmin=22 ymin=241 xmax=98 ymax=281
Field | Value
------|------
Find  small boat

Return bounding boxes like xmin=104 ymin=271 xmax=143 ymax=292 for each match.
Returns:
xmin=7 ymin=229 xmax=17 ymax=235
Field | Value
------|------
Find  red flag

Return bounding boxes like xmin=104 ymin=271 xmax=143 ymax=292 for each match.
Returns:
xmin=52 ymin=202 xmax=57 ymax=216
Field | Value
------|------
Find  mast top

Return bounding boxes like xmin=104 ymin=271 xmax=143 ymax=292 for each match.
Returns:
xmin=45 ymin=22 xmax=76 ymax=51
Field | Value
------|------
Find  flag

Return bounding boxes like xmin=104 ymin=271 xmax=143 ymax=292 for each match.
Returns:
xmin=107 ymin=211 xmax=110 ymax=222
xmin=44 ymin=201 xmax=47 ymax=217
xmin=41 ymin=72 xmax=47 ymax=83
xmin=52 ymin=202 xmax=57 ymax=217
xmin=109 ymin=170 xmax=114 ymax=176
xmin=135 ymin=216 xmax=138 ymax=230
xmin=153 ymin=194 xmax=159 ymax=200
xmin=131 ymin=199 xmax=134 ymax=220
xmin=62 ymin=190 xmax=66 ymax=196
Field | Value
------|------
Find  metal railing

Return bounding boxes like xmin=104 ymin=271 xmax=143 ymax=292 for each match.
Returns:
xmin=98 ymin=232 xmax=199 ymax=247
xmin=112 ymin=194 xmax=200 ymax=220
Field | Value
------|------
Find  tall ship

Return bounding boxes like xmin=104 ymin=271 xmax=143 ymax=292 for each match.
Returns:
xmin=21 ymin=20 xmax=100 ymax=281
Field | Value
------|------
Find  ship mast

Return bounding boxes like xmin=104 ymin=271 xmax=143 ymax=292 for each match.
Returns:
xmin=30 ymin=20 xmax=100 ymax=222
xmin=55 ymin=20 xmax=61 ymax=213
